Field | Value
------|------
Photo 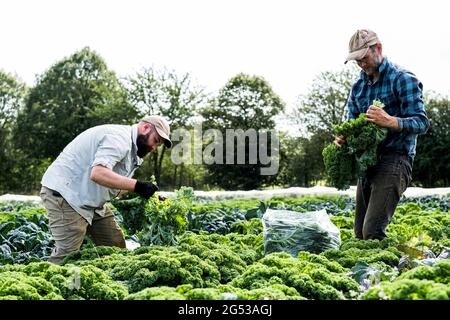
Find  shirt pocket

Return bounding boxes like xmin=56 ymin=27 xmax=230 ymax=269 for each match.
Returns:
xmin=378 ymin=93 xmax=398 ymax=116
xmin=356 ymin=97 xmax=372 ymax=113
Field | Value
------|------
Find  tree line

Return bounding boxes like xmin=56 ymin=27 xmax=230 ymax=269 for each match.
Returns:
xmin=0 ymin=47 xmax=448 ymax=194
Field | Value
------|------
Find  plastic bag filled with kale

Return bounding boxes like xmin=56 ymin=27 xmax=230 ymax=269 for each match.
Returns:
xmin=262 ymin=209 xmax=341 ymax=256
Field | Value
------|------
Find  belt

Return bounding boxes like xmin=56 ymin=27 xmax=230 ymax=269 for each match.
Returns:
xmin=379 ymin=151 xmax=412 ymax=166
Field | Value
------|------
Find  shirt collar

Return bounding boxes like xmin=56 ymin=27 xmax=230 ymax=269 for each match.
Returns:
xmin=378 ymin=56 xmax=389 ymax=74
xmin=131 ymin=124 xmax=144 ymax=165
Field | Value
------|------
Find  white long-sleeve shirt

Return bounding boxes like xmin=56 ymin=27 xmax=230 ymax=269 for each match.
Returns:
xmin=41 ymin=124 xmax=143 ymax=224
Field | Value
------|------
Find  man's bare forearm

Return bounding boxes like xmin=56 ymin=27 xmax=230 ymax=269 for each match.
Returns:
xmin=90 ymin=165 xmax=137 ymax=190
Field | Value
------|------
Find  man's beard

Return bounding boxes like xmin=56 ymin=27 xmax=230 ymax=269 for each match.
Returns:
xmin=136 ymin=133 xmax=150 ymax=158
xmin=365 ymin=52 xmax=382 ymax=76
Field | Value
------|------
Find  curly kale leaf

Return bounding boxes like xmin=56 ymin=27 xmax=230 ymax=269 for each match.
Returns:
xmin=361 ymin=279 xmax=450 ymax=300
xmin=322 ymin=105 xmax=388 ymax=190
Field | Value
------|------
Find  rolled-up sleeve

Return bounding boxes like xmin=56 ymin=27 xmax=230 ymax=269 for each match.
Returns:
xmin=92 ymin=134 xmax=128 ymax=170
xmin=396 ymin=72 xmax=430 ymax=134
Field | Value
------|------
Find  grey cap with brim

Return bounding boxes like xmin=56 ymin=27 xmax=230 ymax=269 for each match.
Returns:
xmin=141 ymin=115 xmax=173 ymax=148
xmin=344 ymin=29 xmax=379 ymax=64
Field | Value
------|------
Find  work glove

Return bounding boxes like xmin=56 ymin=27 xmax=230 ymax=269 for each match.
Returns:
xmin=134 ymin=180 xmax=159 ymax=199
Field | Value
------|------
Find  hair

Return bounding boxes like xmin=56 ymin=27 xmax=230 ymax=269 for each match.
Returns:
xmin=139 ymin=120 xmax=155 ymax=129
xmin=138 ymin=121 xmax=157 ymax=137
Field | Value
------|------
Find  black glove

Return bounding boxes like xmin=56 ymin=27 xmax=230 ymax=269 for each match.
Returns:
xmin=134 ymin=180 xmax=159 ymax=199
xmin=158 ymin=195 xmax=167 ymax=201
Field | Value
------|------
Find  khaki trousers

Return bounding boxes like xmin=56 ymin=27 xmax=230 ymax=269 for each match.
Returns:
xmin=40 ymin=186 xmax=126 ymax=264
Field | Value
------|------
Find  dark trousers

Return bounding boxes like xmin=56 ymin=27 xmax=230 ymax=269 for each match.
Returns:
xmin=355 ymin=153 xmax=412 ymax=240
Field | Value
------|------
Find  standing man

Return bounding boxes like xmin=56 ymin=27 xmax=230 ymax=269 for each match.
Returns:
xmin=40 ymin=116 xmax=172 ymax=264
xmin=335 ymin=29 xmax=429 ymax=240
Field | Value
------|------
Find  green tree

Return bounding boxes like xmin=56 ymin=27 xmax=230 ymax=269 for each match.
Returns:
xmin=14 ymin=47 xmax=138 ymax=161
xmin=137 ymin=150 xmax=208 ymax=191
xmin=276 ymin=130 xmax=328 ymax=187
xmin=0 ymin=71 xmax=27 ymax=193
xmin=293 ymin=65 xmax=359 ymax=137
xmin=413 ymin=94 xmax=450 ymax=187
xmin=201 ymin=73 xmax=285 ymax=190
xmin=0 ymin=71 xmax=24 ymax=129
xmin=125 ymin=67 xmax=205 ymax=187
xmin=284 ymin=66 xmax=359 ymax=188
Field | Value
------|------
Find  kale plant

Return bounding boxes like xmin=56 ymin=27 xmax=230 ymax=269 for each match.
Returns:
xmin=322 ymin=100 xmax=387 ymax=190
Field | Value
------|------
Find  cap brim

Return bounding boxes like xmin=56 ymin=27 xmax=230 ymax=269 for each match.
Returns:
xmin=155 ymin=128 xmax=172 ymax=148
xmin=163 ymin=139 xmax=172 ymax=148
xmin=344 ymin=46 xmax=370 ymax=64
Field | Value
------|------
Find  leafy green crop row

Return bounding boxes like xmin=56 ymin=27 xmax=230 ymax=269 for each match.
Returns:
xmin=0 ymin=214 xmax=53 ymax=265
xmin=0 ymin=195 xmax=449 ymax=300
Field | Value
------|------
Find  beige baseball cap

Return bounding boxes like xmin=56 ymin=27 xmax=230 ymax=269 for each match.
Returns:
xmin=344 ymin=29 xmax=379 ymax=64
xmin=141 ymin=115 xmax=172 ymax=148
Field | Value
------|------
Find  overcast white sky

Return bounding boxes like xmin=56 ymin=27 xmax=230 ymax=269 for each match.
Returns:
xmin=1 ymin=0 xmax=449 ymax=111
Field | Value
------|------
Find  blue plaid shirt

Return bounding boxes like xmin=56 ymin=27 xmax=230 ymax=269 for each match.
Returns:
xmin=347 ymin=57 xmax=429 ymax=162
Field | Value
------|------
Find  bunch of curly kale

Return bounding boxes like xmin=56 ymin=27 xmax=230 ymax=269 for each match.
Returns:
xmin=322 ymin=100 xmax=387 ymax=190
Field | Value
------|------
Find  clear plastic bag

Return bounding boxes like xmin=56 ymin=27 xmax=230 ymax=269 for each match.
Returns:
xmin=262 ymin=208 xmax=341 ymax=256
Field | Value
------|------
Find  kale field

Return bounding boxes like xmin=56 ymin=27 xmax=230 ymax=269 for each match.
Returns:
xmin=0 ymin=190 xmax=449 ymax=300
